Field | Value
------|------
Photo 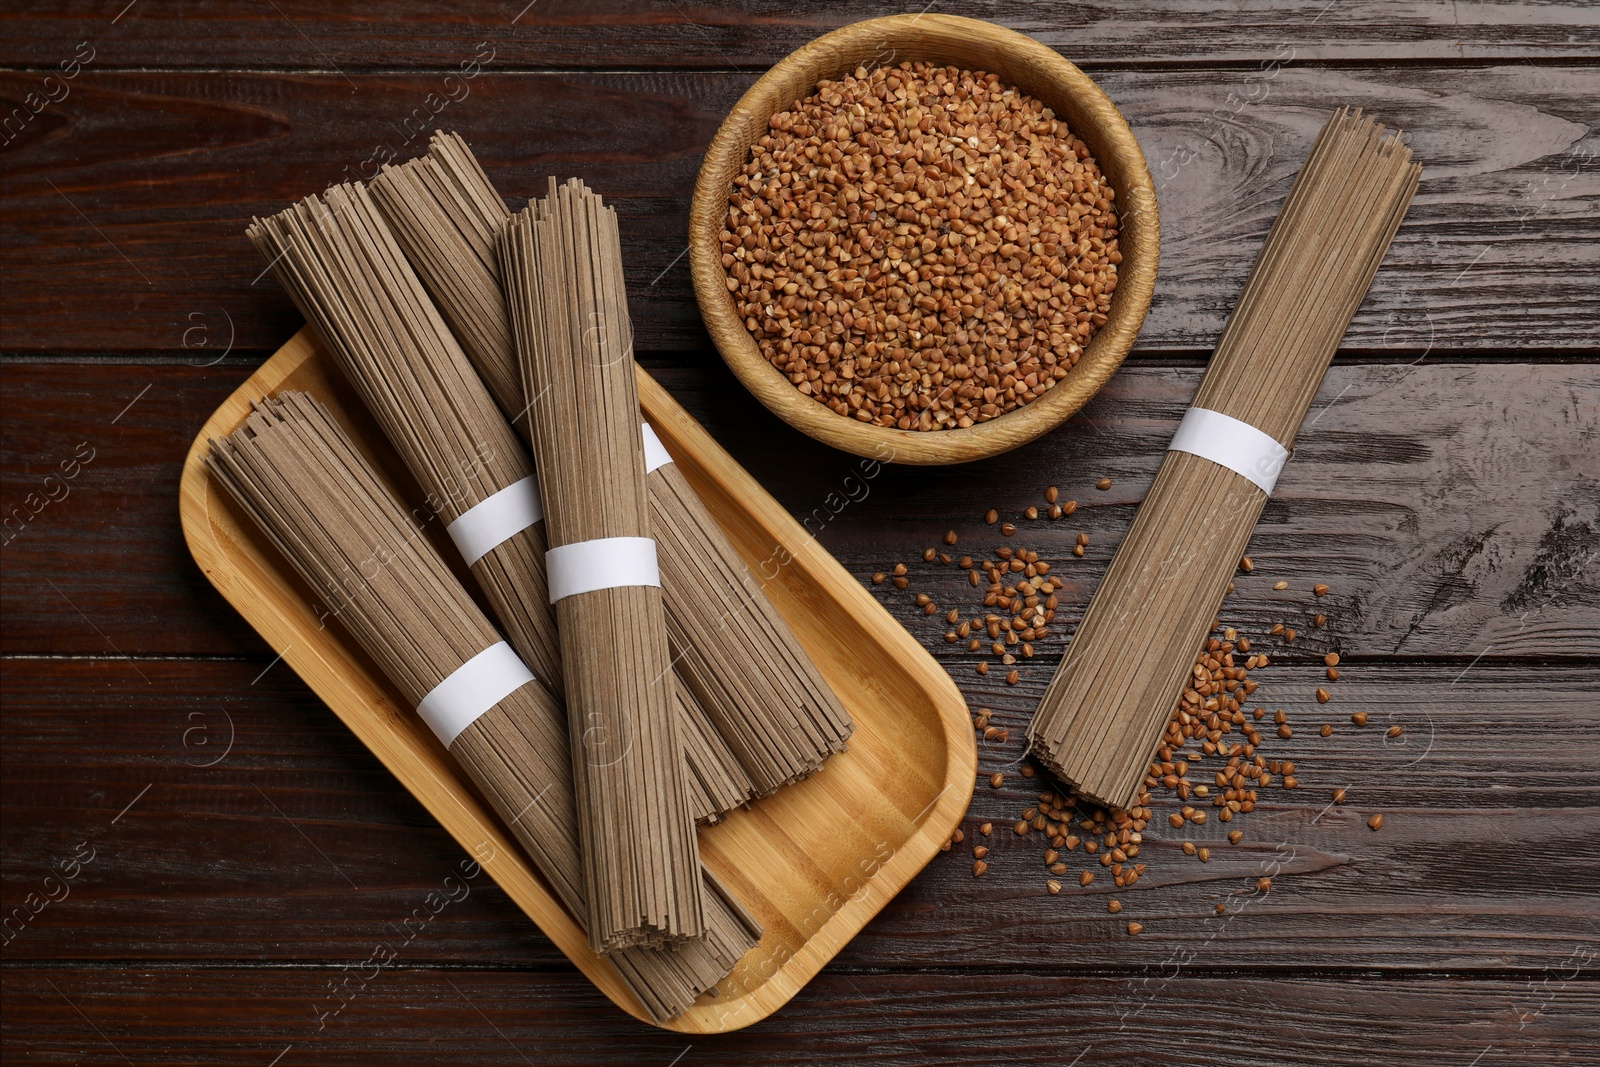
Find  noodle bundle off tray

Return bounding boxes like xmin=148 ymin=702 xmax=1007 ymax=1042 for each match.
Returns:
xmin=179 ymin=327 xmax=975 ymax=1032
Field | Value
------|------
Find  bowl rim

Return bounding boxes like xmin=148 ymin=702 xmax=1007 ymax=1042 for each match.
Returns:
xmin=688 ymin=13 xmax=1159 ymax=466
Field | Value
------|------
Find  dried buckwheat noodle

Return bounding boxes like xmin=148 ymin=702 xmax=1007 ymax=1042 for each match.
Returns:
xmin=502 ymin=179 xmax=704 ymax=953
xmin=206 ymin=392 xmax=758 ymax=1021
xmin=1028 ymin=108 xmax=1422 ymax=810
xmin=245 ymin=184 xmax=742 ymax=822
xmin=373 ymin=133 xmax=852 ymax=798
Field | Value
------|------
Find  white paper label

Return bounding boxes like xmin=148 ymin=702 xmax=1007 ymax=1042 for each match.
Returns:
xmin=544 ymin=535 xmax=661 ymax=603
xmin=641 ymin=422 xmax=673 ymax=473
xmin=1167 ymin=407 xmax=1289 ymax=495
xmin=415 ymin=641 xmax=536 ymax=746
xmin=446 ymin=474 xmax=543 ymax=565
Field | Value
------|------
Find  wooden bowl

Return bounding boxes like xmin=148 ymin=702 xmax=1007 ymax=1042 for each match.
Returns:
xmin=689 ymin=13 xmax=1158 ymax=466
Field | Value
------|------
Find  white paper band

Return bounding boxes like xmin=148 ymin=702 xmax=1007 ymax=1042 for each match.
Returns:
xmin=1167 ymin=407 xmax=1289 ymax=495
xmin=446 ymin=475 xmax=543 ymax=565
xmin=641 ymin=422 xmax=673 ymax=474
xmin=416 ymin=641 xmax=536 ymax=747
xmin=545 ymin=535 xmax=660 ymax=603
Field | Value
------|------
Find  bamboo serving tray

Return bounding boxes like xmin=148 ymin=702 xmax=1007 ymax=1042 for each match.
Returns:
xmin=178 ymin=327 xmax=975 ymax=1032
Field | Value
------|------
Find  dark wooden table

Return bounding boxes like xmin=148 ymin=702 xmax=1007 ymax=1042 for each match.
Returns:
xmin=4 ymin=3 xmax=1597 ymax=1063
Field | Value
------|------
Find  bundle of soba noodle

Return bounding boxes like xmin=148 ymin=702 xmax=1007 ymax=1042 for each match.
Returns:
xmin=207 ymin=391 xmax=758 ymax=1021
xmin=1028 ymin=109 xmax=1421 ymax=810
xmin=245 ymin=185 xmax=751 ymax=821
xmin=371 ymin=134 xmax=852 ymax=798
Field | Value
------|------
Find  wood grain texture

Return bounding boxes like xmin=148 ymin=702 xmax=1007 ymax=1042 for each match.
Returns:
xmin=7 ymin=360 xmax=1595 ymax=659
xmin=1 ymin=66 xmax=1594 ymax=356
xmin=3 ymin=0 xmax=1597 ymax=70
xmin=4 ymin=657 xmax=1597 ymax=972
xmin=3 ymin=968 xmax=1595 ymax=1066
xmin=0 ymin=362 xmax=269 ymax=654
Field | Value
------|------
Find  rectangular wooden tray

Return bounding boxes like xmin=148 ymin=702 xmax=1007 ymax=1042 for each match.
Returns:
xmin=178 ymin=327 xmax=975 ymax=1032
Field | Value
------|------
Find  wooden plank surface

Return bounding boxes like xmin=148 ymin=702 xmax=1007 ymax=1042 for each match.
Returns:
xmin=6 ymin=360 xmax=1595 ymax=658
xmin=2 ymin=66 xmax=1595 ymax=356
xmin=4 ymin=1 xmax=1597 ymax=1058
xmin=3 ymin=0 xmax=1598 ymax=70
xmin=4 ymin=657 xmax=1597 ymax=972
xmin=3 ymin=968 xmax=1593 ymax=1066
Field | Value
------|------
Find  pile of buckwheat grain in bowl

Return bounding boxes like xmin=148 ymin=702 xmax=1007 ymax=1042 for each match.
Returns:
xmin=719 ymin=61 xmax=1121 ymax=431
